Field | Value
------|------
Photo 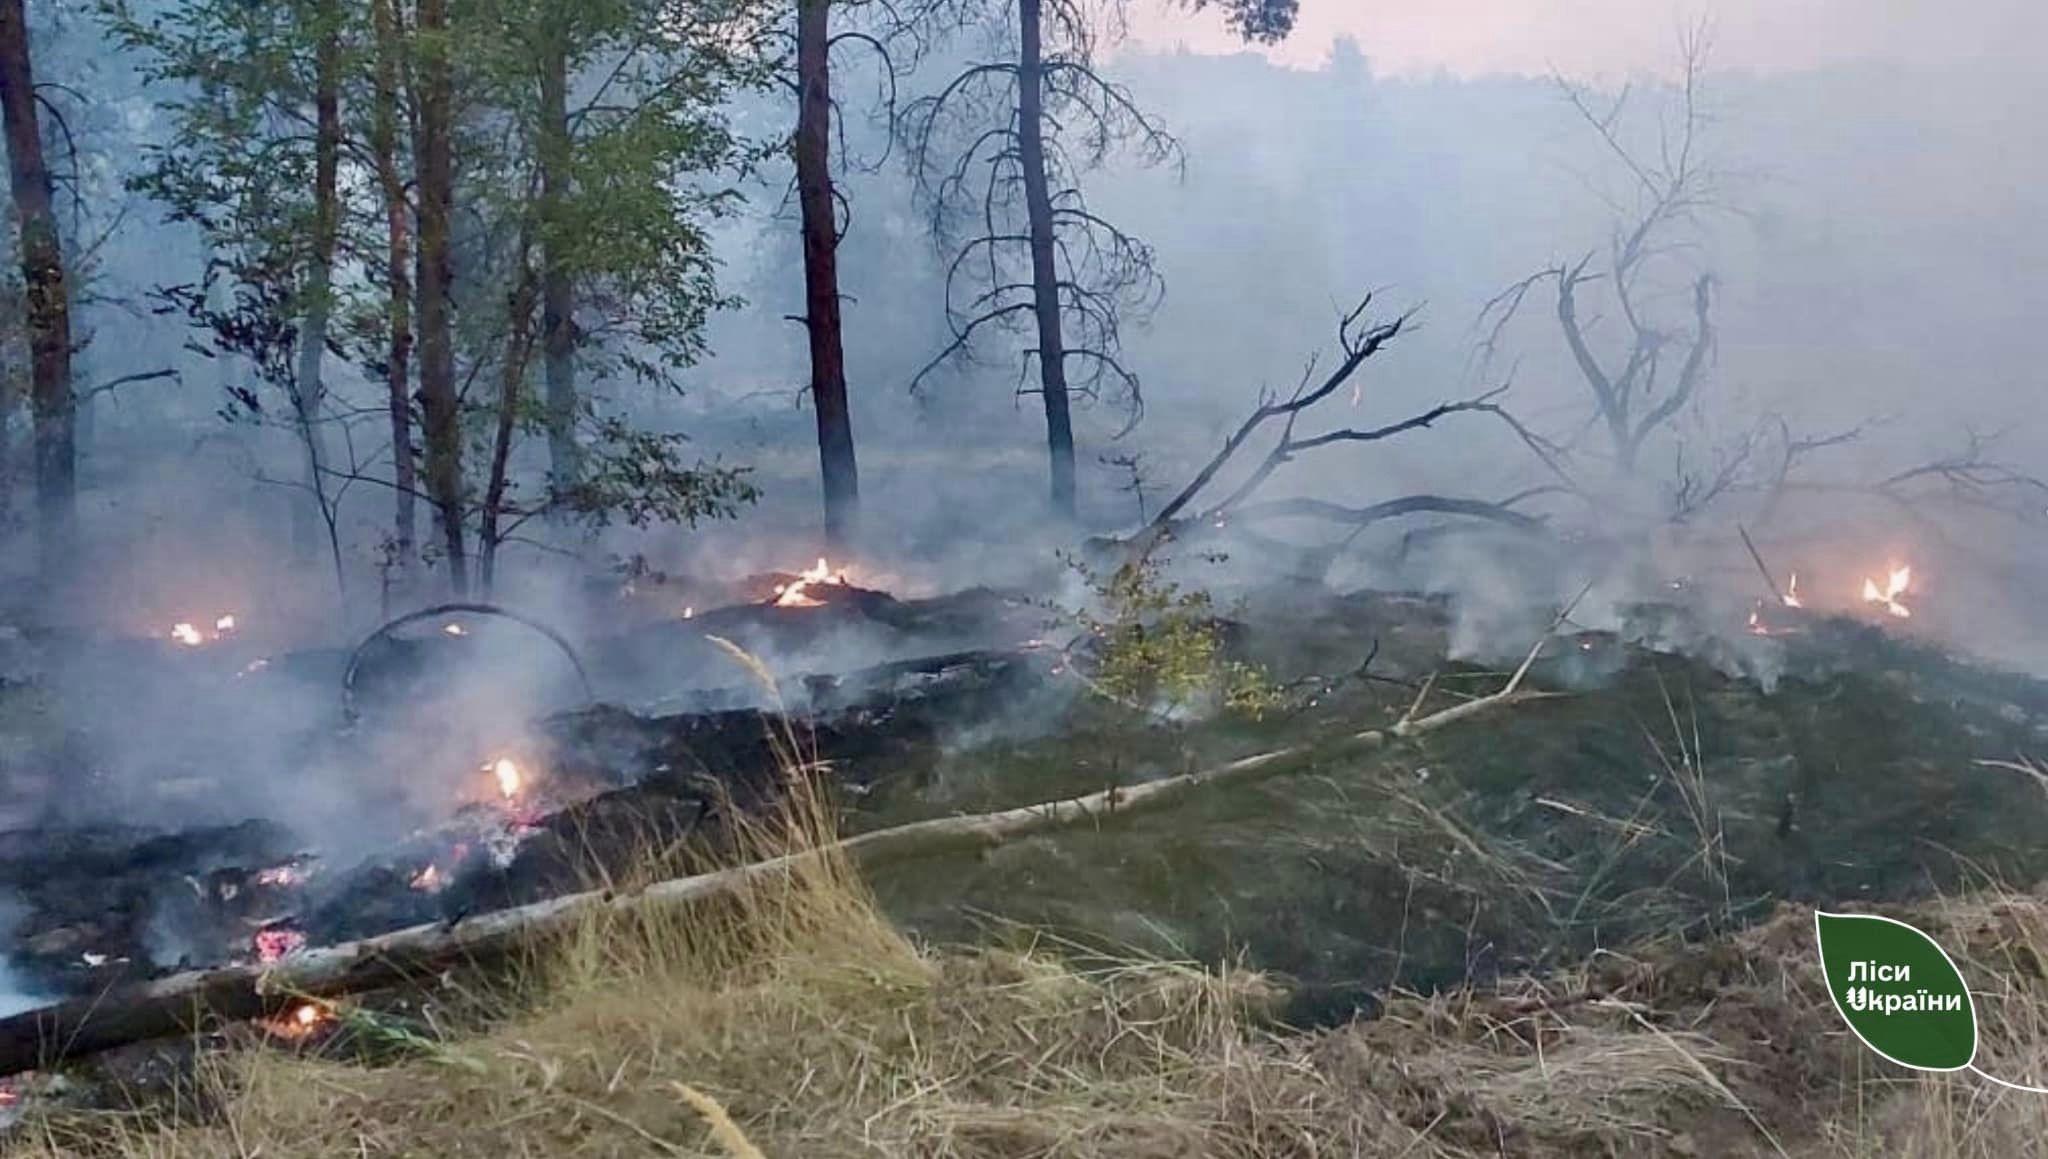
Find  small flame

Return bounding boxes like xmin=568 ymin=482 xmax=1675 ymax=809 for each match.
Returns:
xmin=443 ymin=622 xmax=467 ymax=637
xmin=266 ymin=1002 xmax=334 ymax=1040
xmin=170 ymin=622 xmax=204 ymax=647
xmin=1782 ymin=573 xmax=1803 ymax=609
xmin=1860 ymin=564 xmax=1913 ymax=619
xmin=410 ymin=863 xmax=444 ymax=892
xmin=492 ymin=757 xmax=522 ymax=800
xmin=214 ymin=614 xmax=237 ymax=634
xmin=774 ymin=557 xmax=848 ymax=608
xmin=682 ymin=606 xmax=695 ymax=620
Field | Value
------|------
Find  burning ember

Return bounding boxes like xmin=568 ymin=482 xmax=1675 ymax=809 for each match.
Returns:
xmin=253 ymin=921 xmax=306 ymax=963
xmin=1782 ymin=573 xmax=1803 ymax=609
xmin=773 ymin=557 xmax=849 ymax=608
xmin=264 ymin=1001 xmax=336 ymax=1041
xmin=682 ymin=605 xmax=695 ymax=619
xmin=491 ymin=757 xmax=523 ymax=800
xmin=1861 ymin=564 xmax=1914 ymax=619
xmin=409 ymin=863 xmax=446 ymax=893
xmin=169 ymin=622 xmax=204 ymax=647
xmin=215 ymin=614 xmax=237 ymax=635
xmin=443 ymin=622 xmax=468 ymax=637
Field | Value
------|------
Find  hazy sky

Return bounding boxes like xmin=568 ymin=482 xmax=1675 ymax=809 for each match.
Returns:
xmin=1126 ymin=1 xmax=2046 ymax=78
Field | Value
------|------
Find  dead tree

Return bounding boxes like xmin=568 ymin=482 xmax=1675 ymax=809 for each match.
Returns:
xmin=1476 ymin=26 xmax=1722 ymax=506
xmin=1119 ymin=297 xmax=1558 ymax=570
xmin=0 ymin=0 xmax=74 ymax=579
xmin=901 ymin=0 xmax=1181 ymax=519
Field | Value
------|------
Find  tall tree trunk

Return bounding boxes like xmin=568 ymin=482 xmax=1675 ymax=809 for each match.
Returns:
xmin=479 ymin=266 xmax=535 ymax=594
xmin=795 ymin=0 xmax=858 ymax=547
xmin=0 ymin=0 xmax=74 ymax=579
xmin=292 ymin=2 xmax=343 ymax=592
xmin=536 ymin=29 xmax=578 ymax=513
xmin=1015 ymin=0 xmax=1074 ymax=519
xmin=413 ymin=0 xmax=466 ymax=592
xmin=371 ymin=0 xmax=416 ymax=574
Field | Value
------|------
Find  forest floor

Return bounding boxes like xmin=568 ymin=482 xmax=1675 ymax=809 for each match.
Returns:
xmin=9 ymin=584 xmax=2048 ymax=1154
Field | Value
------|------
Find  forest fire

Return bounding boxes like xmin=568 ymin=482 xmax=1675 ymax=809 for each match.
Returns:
xmin=1861 ymin=564 xmax=1914 ymax=618
xmin=773 ymin=557 xmax=850 ymax=608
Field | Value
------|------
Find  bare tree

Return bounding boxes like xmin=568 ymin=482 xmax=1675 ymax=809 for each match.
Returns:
xmin=1477 ymin=25 xmax=1723 ymax=503
xmin=901 ymin=0 xmax=1184 ymax=519
xmin=1109 ymin=296 xmax=1559 ymax=573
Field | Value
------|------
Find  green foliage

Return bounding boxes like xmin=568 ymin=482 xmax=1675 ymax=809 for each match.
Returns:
xmin=1063 ymin=550 xmax=1280 ymax=720
xmin=554 ymin=415 xmax=760 ymax=531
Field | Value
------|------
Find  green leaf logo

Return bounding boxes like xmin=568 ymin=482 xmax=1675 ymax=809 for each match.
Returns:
xmin=1815 ymin=911 xmax=1977 ymax=1071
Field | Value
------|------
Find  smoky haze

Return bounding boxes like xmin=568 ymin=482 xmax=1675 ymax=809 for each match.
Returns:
xmin=0 ymin=2 xmax=2043 ymax=843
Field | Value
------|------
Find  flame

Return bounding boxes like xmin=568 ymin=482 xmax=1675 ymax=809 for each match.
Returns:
xmin=1782 ymin=573 xmax=1803 ymax=608
xmin=1860 ymin=564 xmax=1913 ymax=619
xmin=492 ymin=757 xmax=522 ymax=800
xmin=443 ymin=622 xmax=467 ymax=637
xmin=774 ymin=557 xmax=848 ymax=608
xmin=266 ymin=1002 xmax=334 ymax=1040
xmin=410 ymin=863 xmax=444 ymax=893
xmin=170 ymin=622 xmax=204 ymax=647
xmin=214 ymin=614 xmax=237 ymax=634
xmin=682 ymin=605 xmax=695 ymax=620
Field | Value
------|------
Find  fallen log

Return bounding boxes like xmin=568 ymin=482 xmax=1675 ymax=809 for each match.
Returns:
xmin=0 ymin=628 xmax=1564 ymax=1077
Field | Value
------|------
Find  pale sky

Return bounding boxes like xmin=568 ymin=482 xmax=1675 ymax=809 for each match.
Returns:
xmin=1125 ymin=1 xmax=2046 ymax=78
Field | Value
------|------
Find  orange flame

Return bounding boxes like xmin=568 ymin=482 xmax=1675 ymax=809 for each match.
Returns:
xmin=1782 ymin=573 xmax=1803 ymax=609
xmin=410 ymin=863 xmax=444 ymax=893
xmin=1860 ymin=564 xmax=1913 ymax=619
xmin=773 ymin=557 xmax=848 ymax=608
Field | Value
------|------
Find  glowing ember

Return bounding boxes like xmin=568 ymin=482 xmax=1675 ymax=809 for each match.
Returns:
xmin=254 ymin=924 xmax=306 ymax=963
xmin=410 ymin=863 xmax=445 ymax=893
xmin=492 ymin=757 xmax=523 ymax=800
xmin=1782 ymin=573 xmax=1803 ymax=608
xmin=773 ymin=557 xmax=848 ymax=608
xmin=682 ymin=605 xmax=695 ymax=619
xmin=214 ymin=614 xmax=237 ymax=634
xmin=1860 ymin=564 xmax=1913 ymax=619
xmin=265 ymin=1002 xmax=335 ymax=1040
xmin=443 ymin=622 xmax=467 ymax=636
xmin=170 ymin=622 xmax=204 ymax=647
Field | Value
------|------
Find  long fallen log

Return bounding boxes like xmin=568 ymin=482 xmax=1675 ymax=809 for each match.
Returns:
xmin=0 ymin=639 xmax=1560 ymax=1078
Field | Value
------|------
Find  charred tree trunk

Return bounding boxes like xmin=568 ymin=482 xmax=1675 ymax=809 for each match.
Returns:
xmin=796 ymin=0 xmax=859 ymax=547
xmin=1016 ymin=0 xmax=1075 ymax=520
xmin=0 ymin=0 xmax=74 ymax=579
xmin=372 ymin=0 xmax=416 ymax=577
xmin=292 ymin=4 xmax=344 ymax=592
xmin=413 ymin=0 xmax=467 ymax=592
xmin=536 ymin=28 xmax=579 ymax=515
